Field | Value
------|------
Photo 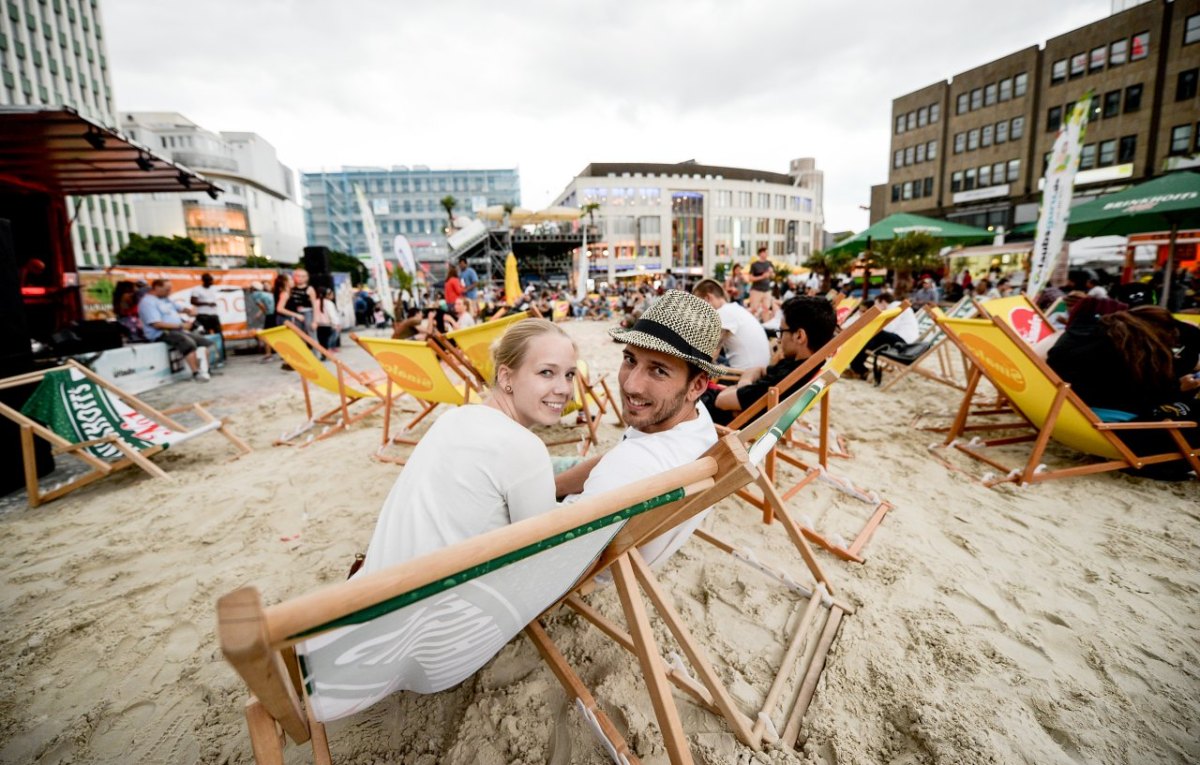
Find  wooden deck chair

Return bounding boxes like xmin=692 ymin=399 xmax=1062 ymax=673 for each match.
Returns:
xmin=833 ymin=295 xmax=861 ymax=326
xmin=218 ymin=395 xmax=848 ymax=764
xmin=0 ymin=360 xmax=251 ymax=507
xmin=876 ymin=298 xmax=979 ymax=392
xmin=724 ymin=306 xmax=901 ymax=563
xmin=435 ymin=310 xmax=531 ymax=388
xmin=1173 ymin=312 xmax=1200 ymax=327
xmin=929 ymin=311 xmax=1200 ymax=487
xmin=973 ymin=294 xmax=1057 ymax=345
xmin=258 ymin=324 xmax=394 ymax=447
xmin=352 ymin=333 xmax=484 ymax=464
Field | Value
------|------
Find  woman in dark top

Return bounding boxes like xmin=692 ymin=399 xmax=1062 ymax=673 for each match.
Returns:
xmin=1046 ymin=301 xmax=1200 ymax=458
xmin=282 ymin=268 xmax=318 ymax=335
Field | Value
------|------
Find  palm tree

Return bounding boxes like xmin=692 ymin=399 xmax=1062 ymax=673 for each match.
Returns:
xmin=440 ymin=195 xmax=458 ymax=235
xmin=581 ymin=202 xmax=600 ymax=226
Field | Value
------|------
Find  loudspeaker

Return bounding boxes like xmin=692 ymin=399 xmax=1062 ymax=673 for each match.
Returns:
xmin=303 ymin=246 xmax=330 ymax=275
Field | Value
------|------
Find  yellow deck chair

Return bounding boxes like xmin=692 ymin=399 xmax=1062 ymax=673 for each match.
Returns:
xmin=436 ymin=310 xmax=531 ymax=387
xmin=930 ymin=311 xmax=1200 ymax=486
xmin=0 ymin=360 xmax=251 ymax=507
xmin=834 ymin=295 xmax=861 ymax=326
xmin=715 ymin=305 xmax=900 ymax=564
xmin=352 ymin=333 xmax=483 ymax=464
xmin=258 ymin=324 xmax=393 ymax=446
xmin=1173 ymin=312 xmax=1200 ymax=327
xmin=218 ymin=425 xmax=849 ymax=764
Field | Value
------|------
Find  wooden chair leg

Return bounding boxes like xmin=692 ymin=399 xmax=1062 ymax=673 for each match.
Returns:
xmin=20 ymin=425 xmax=43 ymax=508
xmin=245 ymin=697 xmax=286 ymax=765
xmin=612 ymin=555 xmax=694 ymax=765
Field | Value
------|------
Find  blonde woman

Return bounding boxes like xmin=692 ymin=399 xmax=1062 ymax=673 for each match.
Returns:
xmin=360 ymin=319 xmax=577 ymax=573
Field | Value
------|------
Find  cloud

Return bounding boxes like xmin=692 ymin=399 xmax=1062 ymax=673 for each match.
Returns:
xmin=101 ymin=0 xmax=1108 ymax=233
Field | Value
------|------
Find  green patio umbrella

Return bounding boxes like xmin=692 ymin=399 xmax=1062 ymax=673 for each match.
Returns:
xmin=1017 ymin=171 xmax=1199 ymax=303
xmin=825 ymin=212 xmax=993 ymax=255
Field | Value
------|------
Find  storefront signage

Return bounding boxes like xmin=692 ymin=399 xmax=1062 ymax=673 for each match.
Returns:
xmin=952 ymin=184 xmax=1010 ymax=204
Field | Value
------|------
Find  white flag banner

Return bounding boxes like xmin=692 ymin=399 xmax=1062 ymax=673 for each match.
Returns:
xmin=393 ymin=234 xmax=416 ymax=276
xmin=1026 ymin=96 xmax=1092 ymax=299
xmin=355 ymin=184 xmax=394 ymax=316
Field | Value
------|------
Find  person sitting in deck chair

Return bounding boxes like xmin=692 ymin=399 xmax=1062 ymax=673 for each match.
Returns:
xmin=699 ymin=296 xmax=837 ymax=426
xmin=846 ymin=292 xmax=919 ymax=380
xmin=359 ymin=319 xmax=577 ymax=572
xmin=555 ymin=290 xmax=727 ymax=570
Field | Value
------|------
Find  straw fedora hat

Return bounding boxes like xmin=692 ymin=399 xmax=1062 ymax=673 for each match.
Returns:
xmin=609 ymin=290 xmax=728 ymax=377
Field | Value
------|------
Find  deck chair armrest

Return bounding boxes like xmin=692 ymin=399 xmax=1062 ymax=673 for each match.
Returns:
xmin=1094 ymin=420 xmax=1197 ymax=431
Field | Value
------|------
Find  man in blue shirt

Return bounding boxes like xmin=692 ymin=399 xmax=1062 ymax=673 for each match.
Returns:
xmin=457 ymin=257 xmax=479 ymax=301
xmin=137 ymin=279 xmax=215 ymax=382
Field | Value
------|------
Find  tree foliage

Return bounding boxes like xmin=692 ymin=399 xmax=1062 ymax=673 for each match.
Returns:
xmin=873 ymin=232 xmax=943 ymax=292
xmin=243 ymin=254 xmax=274 ymax=268
xmin=440 ymin=195 xmax=458 ymax=232
xmin=114 ymin=234 xmax=206 ymax=267
xmin=803 ymin=249 xmax=856 ymax=290
xmin=327 ymin=249 xmax=370 ymax=286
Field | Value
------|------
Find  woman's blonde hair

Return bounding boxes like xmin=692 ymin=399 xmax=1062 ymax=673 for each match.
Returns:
xmin=491 ymin=318 xmax=575 ymax=386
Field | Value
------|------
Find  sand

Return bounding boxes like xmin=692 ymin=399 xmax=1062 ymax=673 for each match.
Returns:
xmin=0 ymin=319 xmax=1197 ymax=765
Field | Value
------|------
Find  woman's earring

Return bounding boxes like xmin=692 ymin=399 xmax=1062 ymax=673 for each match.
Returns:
xmin=505 ymin=385 xmax=513 ymax=394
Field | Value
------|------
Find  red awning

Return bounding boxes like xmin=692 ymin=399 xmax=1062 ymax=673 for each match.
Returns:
xmin=0 ymin=105 xmax=223 ymax=196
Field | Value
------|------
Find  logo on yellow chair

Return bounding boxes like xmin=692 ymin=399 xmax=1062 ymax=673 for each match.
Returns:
xmin=278 ymin=344 xmax=322 ymax=383
xmin=961 ymin=334 xmax=1025 ymax=392
xmin=376 ymin=351 xmax=434 ymax=392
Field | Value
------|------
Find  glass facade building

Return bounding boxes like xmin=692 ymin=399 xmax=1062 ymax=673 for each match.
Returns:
xmin=302 ymin=166 xmax=520 ymax=258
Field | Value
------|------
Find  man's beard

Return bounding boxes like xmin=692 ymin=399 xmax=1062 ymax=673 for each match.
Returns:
xmin=622 ymin=385 xmax=692 ymax=432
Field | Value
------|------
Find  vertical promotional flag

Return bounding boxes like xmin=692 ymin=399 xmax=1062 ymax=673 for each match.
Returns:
xmin=1026 ymin=94 xmax=1093 ymax=299
xmin=355 ymin=184 xmax=394 ymax=316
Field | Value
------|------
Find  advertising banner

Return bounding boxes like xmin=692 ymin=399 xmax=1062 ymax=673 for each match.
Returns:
xmin=1027 ymin=95 xmax=1092 ymax=299
xmin=355 ymin=184 xmax=395 ymax=316
xmin=80 ymin=266 xmax=277 ymax=341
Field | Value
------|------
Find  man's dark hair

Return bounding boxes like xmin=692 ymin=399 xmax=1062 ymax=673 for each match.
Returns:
xmin=691 ymin=279 xmax=725 ymax=300
xmin=757 ymin=246 xmax=768 ymax=255
xmin=151 ymin=278 xmax=169 ymax=289
xmin=201 ymin=273 xmax=213 ymax=286
xmin=457 ymin=257 xmax=467 ymax=266
xmin=876 ymin=291 xmax=895 ymax=304
xmin=782 ymin=296 xmax=836 ymax=352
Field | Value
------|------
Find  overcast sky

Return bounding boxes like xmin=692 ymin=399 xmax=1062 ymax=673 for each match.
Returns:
xmin=103 ymin=0 xmax=1111 ymax=233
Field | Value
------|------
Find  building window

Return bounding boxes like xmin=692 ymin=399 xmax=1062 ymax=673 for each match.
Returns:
xmin=1089 ymin=46 xmax=1106 ymax=71
xmin=999 ymin=77 xmax=1013 ymax=101
xmin=951 ymin=171 xmax=963 ymax=192
xmin=907 ymin=111 xmax=917 ymax=130
xmin=1079 ymin=144 xmax=1096 ymax=170
xmin=1047 ymin=106 xmax=1063 ymax=132
xmin=902 ymin=182 xmax=912 ymax=200
xmin=757 ymin=193 xmax=770 ymax=209
xmin=895 ymin=115 xmax=905 ymax=134
xmin=1118 ymin=134 xmax=1137 ymax=163
xmin=984 ymin=83 xmax=997 ymax=106
xmin=1097 ymin=139 xmax=1116 ymax=167
xmin=1186 ymin=14 xmax=1200 ymax=45
xmin=1177 ymin=68 xmax=1198 ymax=101
xmin=717 ymin=190 xmax=732 ymax=207
xmin=979 ymin=165 xmax=991 ymax=187
xmin=1011 ymin=116 xmax=1024 ymax=139
xmin=992 ymin=162 xmax=1005 ymax=183
xmin=923 ymin=177 xmax=934 ymax=197
xmin=954 ymin=132 xmax=966 ymax=153
xmin=737 ymin=191 xmax=752 ymax=207
xmin=893 ymin=150 xmax=903 ymax=168
xmin=996 ymin=120 xmax=1008 ymax=144
xmin=967 ymin=129 xmax=980 ymax=150
xmin=1090 ymin=99 xmax=1102 ymax=123
xmin=903 ymin=146 xmax=913 ymax=165
xmin=1051 ymin=59 xmax=1067 ymax=84
xmin=916 ymin=143 xmax=926 ymax=163
xmin=1014 ymin=72 xmax=1028 ymax=96
xmin=970 ymin=88 xmax=983 ymax=110
xmin=956 ymin=93 xmax=968 ymax=114
xmin=928 ymin=140 xmax=937 ymax=159
xmin=1007 ymin=159 xmax=1020 ymax=183
xmin=1125 ymin=83 xmax=1143 ymax=112
xmin=964 ymin=168 xmax=976 ymax=191
xmin=891 ymin=185 xmax=900 ymax=202
xmin=930 ymin=103 xmax=940 ymax=122
xmin=1070 ymin=52 xmax=1086 ymax=78
xmin=1103 ymin=90 xmax=1121 ymax=117
xmin=981 ymin=124 xmax=994 ymax=147
xmin=1131 ymin=31 xmax=1149 ymax=60
xmin=1169 ymin=124 xmax=1192 ymax=155
xmin=918 ymin=106 xmax=928 ymax=126
xmin=774 ymin=194 xmax=787 ymax=210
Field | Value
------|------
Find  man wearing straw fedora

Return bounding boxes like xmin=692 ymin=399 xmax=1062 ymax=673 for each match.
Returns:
xmin=556 ymin=290 xmax=727 ymax=569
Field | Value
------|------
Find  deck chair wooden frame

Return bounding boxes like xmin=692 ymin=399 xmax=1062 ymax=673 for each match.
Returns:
xmin=0 ymin=359 xmax=251 ymax=508
xmin=258 ymin=324 xmax=396 ymax=447
xmin=351 ymin=332 xmax=484 ymax=464
xmin=431 ymin=310 xmax=533 ymax=389
xmin=929 ymin=311 xmax=1200 ymax=487
xmin=716 ymin=306 xmax=899 ymax=564
xmin=875 ymin=298 xmax=978 ymax=393
xmin=219 ymin=414 xmax=849 ymax=764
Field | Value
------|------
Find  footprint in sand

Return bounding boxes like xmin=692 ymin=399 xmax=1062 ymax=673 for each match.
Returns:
xmin=163 ymin=622 xmax=200 ymax=662
xmin=89 ymin=700 xmax=156 ymax=753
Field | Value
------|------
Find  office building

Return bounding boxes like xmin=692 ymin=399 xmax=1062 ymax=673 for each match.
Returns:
xmin=120 ymin=112 xmax=306 ymax=266
xmin=872 ymin=0 xmax=1200 ymax=231
xmin=302 ymin=166 xmax=520 ymax=258
xmin=1 ymin=0 xmax=133 ymax=266
xmin=551 ymin=159 xmax=824 ymax=282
